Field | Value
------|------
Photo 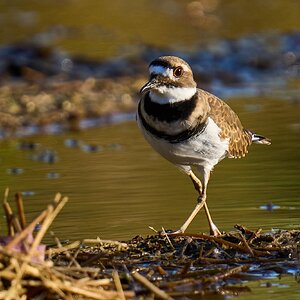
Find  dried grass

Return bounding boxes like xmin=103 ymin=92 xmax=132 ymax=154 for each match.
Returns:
xmin=1 ymin=190 xmax=300 ymax=299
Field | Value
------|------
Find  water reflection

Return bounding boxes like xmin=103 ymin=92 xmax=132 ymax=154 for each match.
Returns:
xmin=0 ymin=97 xmax=299 ymax=242
xmin=237 ymin=275 xmax=300 ymax=300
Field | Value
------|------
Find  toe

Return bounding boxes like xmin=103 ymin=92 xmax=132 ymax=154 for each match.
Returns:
xmin=210 ymin=223 xmax=222 ymax=236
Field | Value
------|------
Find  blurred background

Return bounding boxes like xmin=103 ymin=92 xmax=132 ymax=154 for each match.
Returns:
xmin=0 ymin=0 xmax=299 ymax=244
xmin=1 ymin=0 xmax=300 ymax=58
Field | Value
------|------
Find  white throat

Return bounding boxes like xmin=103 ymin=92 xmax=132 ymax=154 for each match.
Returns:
xmin=150 ymin=86 xmax=196 ymax=104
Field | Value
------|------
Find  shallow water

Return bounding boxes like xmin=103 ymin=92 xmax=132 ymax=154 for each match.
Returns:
xmin=0 ymin=96 xmax=299 ymax=240
xmin=0 ymin=96 xmax=300 ymax=298
xmin=237 ymin=275 xmax=300 ymax=300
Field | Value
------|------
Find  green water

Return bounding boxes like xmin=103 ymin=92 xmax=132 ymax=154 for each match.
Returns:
xmin=237 ymin=275 xmax=300 ymax=300
xmin=1 ymin=1 xmax=300 ymax=297
xmin=0 ymin=97 xmax=299 ymax=241
xmin=1 ymin=96 xmax=300 ymax=298
xmin=1 ymin=0 xmax=300 ymax=58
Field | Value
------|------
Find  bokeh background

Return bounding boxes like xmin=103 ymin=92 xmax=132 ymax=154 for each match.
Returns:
xmin=1 ymin=0 xmax=300 ymax=58
xmin=0 ymin=1 xmax=300 ymax=297
xmin=0 ymin=0 xmax=300 ymax=245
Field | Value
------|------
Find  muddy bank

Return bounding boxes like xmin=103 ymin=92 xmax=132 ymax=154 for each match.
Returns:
xmin=0 ymin=30 xmax=300 ymax=135
xmin=0 ymin=77 xmax=141 ymax=137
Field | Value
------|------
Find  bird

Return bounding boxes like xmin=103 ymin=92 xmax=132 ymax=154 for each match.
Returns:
xmin=137 ymin=56 xmax=271 ymax=236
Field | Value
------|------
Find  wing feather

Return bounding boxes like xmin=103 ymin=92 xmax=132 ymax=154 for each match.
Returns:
xmin=200 ymin=90 xmax=252 ymax=158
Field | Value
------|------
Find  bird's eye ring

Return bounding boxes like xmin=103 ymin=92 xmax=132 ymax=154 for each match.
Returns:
xmin=173 ymin=66 xmax=183 ymax=78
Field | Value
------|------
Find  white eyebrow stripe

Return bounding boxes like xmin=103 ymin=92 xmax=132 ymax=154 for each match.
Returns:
xmin=149 ymin=65 xmax=174 ymax=78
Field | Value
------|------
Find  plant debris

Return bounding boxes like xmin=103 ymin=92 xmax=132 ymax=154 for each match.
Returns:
xmin=0 ymin=191 xmax=300 ymax=299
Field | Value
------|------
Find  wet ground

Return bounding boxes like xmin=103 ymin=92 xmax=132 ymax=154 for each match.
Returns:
xmin=1 ymin=193 xmax=300 ymax=299
xmin=50 ymin=228 xmax=300 ymax=299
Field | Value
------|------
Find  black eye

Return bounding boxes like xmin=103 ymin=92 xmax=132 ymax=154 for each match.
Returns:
xmin=173 ymin=66 xmax=183 ymax=78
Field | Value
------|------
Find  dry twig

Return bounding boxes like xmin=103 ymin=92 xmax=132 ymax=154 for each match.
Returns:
xmin=132 ymin=271 xmax=173 ymax=300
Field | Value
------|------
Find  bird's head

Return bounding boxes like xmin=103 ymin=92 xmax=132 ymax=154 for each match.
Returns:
xmin=140 ymin=56 xmax=197 ymax=104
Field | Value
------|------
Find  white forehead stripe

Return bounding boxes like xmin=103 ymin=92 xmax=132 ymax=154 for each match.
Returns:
xmin=149 ymin=65 xmax=173 ymax=78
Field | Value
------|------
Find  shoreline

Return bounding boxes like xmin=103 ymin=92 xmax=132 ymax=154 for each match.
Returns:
xmin=0 ymin=30 xmax=300 ymax=135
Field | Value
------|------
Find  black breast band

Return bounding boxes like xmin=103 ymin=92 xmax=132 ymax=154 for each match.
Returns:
xmin=138 ymin=100 xmax=207 ymax=144
xmin=143 ymin=92 xmax=197 ymax=123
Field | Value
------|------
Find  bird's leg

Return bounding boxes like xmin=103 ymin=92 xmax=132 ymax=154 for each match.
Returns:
xmin=171 ymin=171 xmax=205 ymax=234
xmin=171 ymin=169 xmax=221 ymax=236
xmin=197 ymin=169 xmax=221 ymax=236
xmin=184 ymin=169 xmax=221 ymax=236
xmin=203 ymin=203 xmax=220 ymax=235
xmin=173 ymin=195 xmax=206 ymax=234
xmin=189 ymin=171 xmax=203 ymax=194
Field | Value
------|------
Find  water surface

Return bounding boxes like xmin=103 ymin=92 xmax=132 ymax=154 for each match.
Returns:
xmin=0 ymin=96 xmax=299 ymax=242
xmin=1 ymin=1 xmax=300 ymax=59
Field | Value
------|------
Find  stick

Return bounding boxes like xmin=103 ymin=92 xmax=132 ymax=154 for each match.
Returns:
xmin=49 ymin=281 xmax=114 ymax=299
xmin=29 ymin=196 xmax=68 ymax=257
xmin=161 ymin=227 xmax=174 ymax=250
xmin=46 ymin=240 xmax=81 ymax=255
xmin=205 ymin=265 xmax=249 ymax=282
xmin=3 ymin=200 xmax=14 ymax=236
xmin=5 ymin=208 xmax=48 ymax=250
xmin=67 ymin=242 xmax=83 ymax=268
xmin=15 ymin=193 xmax=26 ymax=229
xmin=170 ymin=232 xmax=264 ymax=256
xmin=83 ymin=238 xmax=128 ymax=250
xmin=112 ymin=270 xmax=126 ymax=300
xmin=156 ymin=265 xmax=167 ymax=276
xmin=3 ymin=199 xmax=26 ymax=242
xmin=132 ymin=271 xmax=173 ymax=300
xmin=239 ymin=232 xmax=254 ymax=257
xmin=49 ymin=232 xmax=81 ymax=268
xmin=149 ymin=226 xmax=158 ymax=233
xmin=248 ymin=228 xmax=262 ymax=244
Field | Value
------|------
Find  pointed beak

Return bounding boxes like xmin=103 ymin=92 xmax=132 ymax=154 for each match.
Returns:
xmin=140 ymin=78 xmax=159 ymax=95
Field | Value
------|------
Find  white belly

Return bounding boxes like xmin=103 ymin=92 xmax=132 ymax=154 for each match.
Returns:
xmin=138 ymin=117 xmax=229 ymax=171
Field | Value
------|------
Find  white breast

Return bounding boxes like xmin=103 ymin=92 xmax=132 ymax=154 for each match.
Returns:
xmin=138 ymin=116 xmax=229 ymax=172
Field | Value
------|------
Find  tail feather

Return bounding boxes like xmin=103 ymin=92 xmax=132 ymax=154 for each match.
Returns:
xmin=246 ymin=130 xmax=271 ymax=145
xmin=252 ymin=133 xmax=271 ymax=145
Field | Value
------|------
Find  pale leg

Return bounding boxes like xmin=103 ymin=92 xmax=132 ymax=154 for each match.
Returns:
xmin=192 ymin=169 xmax=221 ymax=236
xmin=172 ymin=168 xmax=203 ymax=233
xmin=172 ymin=166 xmax=221 ymax=236
xmin=174 ymin=197 xmax=206 ymax=234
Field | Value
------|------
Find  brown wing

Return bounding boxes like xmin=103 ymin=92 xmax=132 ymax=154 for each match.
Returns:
xmin=203 ymin=91 xmax=252 ymax=158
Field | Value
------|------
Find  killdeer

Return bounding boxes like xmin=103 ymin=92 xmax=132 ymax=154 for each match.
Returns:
xmin=137 ymin=56 xmax=271 ymax=236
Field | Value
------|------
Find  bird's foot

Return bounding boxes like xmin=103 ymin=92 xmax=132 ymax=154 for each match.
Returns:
xmin=163 ymin=228 xmax=184 ymax=236
xmin=196 ymin=196 xmax=222 ymax=236
xmin=209 ymin=223 xmax=222 ymax=236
